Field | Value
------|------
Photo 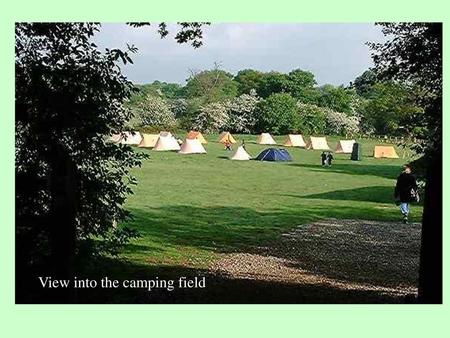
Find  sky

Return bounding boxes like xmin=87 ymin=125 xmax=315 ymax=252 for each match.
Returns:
xmin=94 ymin=23 xmax=386 ymax=86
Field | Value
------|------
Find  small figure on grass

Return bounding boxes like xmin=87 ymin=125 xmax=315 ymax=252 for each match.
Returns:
xmin=321 ymin=151 xmax=327 ymax=166
xmin=326 ymin=152 xmax=334 ymax=166
xmin=394 ymin=164 xmax=419 ymax=224
xmin=224 ymin=140 xmax=233 ymax=151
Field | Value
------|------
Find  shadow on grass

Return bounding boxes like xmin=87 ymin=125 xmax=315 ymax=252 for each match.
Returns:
xmin=289 ymin=163 xmax=402 ymax=180
xmin=121 ymin=204 xmax=419 ymax=289
xmin=126 ymin=204 xmax=406 ymax=253
xmin=17 ymin=204 xmax=421 ymax=303
xmin=18 ymin=257 xmax=415 ymax=304
xmin=284 ymin=186 xmax=395 ymax=204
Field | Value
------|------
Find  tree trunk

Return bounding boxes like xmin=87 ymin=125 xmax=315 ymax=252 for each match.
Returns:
xmin=48 ymin=145 xmax=78 ymax=303
xmin=418 ymin=150 xmax=442 ymax=303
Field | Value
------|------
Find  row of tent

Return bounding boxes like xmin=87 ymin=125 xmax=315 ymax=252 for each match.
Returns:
xmin=256 ymin=133 xmax=352 ymax=153
xmin=231 ymin=144 xmax=399 ymax=161
xmin=111 ymin=131 xmax=207 ymax=154
xmin=110 ymin=131 xmax=399 ymax=158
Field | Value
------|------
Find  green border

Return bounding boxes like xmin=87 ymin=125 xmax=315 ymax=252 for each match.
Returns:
xmin=1 ymin=1 xmax=448 ymax=337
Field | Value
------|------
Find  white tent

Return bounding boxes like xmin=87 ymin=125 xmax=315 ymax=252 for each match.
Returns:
xmin=179 ymin=138 xmax=207 ymax=154
xmin=283 ymin=134 xmax=306 ymax=147
xmin=153 ymin=135 xmax=181 ymax=151
xmin=230 ymin=146 xmax=251 ymax=161
xmin=159 ymin=131 xmax=172 ymax=137
xmin=119 ymin=131 xmax=142 ymax=145
xmin=335 ymin=139 xmax=356 ymax=154
xmin=256 ymin=133 xmax=277 ymax=145
xmin=307 ymin=136 xmax=330 ymax=150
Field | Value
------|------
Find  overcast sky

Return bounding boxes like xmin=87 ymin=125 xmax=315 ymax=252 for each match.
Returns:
xmin=94 ymin=23 xmax=385 ymax=86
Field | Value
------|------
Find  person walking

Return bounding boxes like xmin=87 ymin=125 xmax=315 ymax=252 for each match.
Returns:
xmin=326 ymin=152 xmax=334 ymax=166
xmin=321 ymin=151 xmax=327 ymax=166
xmin=394 ymin=164 xmax=418 ymax=224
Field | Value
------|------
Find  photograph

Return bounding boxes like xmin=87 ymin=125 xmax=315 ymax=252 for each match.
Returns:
xmin=15 ymin=22 xmax=442 ymax=304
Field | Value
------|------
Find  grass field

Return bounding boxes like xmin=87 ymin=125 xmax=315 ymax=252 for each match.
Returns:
xmin=82 ymin=134 xmax=422 ymax=303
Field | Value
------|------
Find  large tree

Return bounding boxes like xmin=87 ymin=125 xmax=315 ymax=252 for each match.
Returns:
xmin=15 ymin=22 xmax=205 ymax=302
xmin=234 ymin=69 xmax=265 ymax=95
xmin=316 ymin=84 xmax=356 ymax=115
xmin=362 ymin=81 xmax=424 ymax=136
xmin=256 ymin=93 xmax=299 ymax=134
xmin=184 ymin=65 xmax=238 ymax=102
xmin=257 ymin=71 xmax=290 ymax=98
xmin=370 ymin=23 xmax=442 ymax=303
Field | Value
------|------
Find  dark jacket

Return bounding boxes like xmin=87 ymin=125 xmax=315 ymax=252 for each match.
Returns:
xmin=395 ymin=172 xmax=418 ymax=203
xmin=326 ymin=153 xmax=334 ymax=165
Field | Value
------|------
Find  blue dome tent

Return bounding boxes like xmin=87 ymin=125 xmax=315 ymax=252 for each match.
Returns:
xmin=255 ymin=148 xmax=293 ymax=162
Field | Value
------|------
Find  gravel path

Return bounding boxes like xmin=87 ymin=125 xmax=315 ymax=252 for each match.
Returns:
xmin=211 ymin=218 xmax=421 ymax=297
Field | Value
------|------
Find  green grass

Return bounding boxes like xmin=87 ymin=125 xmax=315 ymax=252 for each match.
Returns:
xmin=121 ymin=134 xmax=422 ymax=269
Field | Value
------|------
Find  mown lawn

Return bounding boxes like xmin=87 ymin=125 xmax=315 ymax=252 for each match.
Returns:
xmin=121 ymin=134 xmax=421 ymax=269
xmin=70 ymin=133 xmax=423 ymax=303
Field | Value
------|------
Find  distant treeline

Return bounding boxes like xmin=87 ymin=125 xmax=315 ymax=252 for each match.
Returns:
xmin=126 ymin=67 xmax=425 ymax=138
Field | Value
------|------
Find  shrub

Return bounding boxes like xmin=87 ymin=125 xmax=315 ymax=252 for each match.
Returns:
xmin=227 ymin=91 xmax=261 ymax=133
xmin=296 ymin=102 xmax=327 ymax=135
xmin=192 ymin=101 xmax=230 ymax=133
xmin=325 ymin=109 xmax=360 ymax=136
xmin=134 ymin=95 xmax=176 ymax=129
xmin=256 ymin=93 xmax=298 ymax=134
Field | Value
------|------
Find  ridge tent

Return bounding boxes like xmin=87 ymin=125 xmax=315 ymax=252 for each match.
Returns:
xmin=159 ymin=131 xmax=172 ymax=137
xmin=256 ymin=133 xmax=277 ymax=145
xmin=307 ymin=136 xmax=330 ymax=150
xmin=119 ymin=131 xmax=142 ymax=145
xmin=187 ymin=131 xmax=208 ymax=144
xmin=179 ymin=138 xmax=207 ymax=154
xmin=283 ymin=134 xmax=306 ymax=147
xmin=230 ymin=146 xmax=251 ymax=160
xmin=218 ymin=131 xmax=237 ymax=144
xmin=153 ymin=134 xmax=181 ymax=151
xmin=335 ymin=139 xmax=356 ymax=154
xmin=255 ymin=148 xmax=292 ymax=162
xmin=138 ymin=133 xmax=159 ymax=148
xmin=373 ymin=145 xmax=399 ymax=158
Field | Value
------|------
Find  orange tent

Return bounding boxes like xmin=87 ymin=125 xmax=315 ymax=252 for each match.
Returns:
xmin=218 ymin=131 xmax=236 ymax=144
xmin=187 ymin=131 xmax=208 ymax=144
xmin=373 ymin=145 xmax=399 ymax=158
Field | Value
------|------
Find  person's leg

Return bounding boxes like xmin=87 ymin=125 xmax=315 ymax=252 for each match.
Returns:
xmin=400 ymin=202 xmax=409 ymax=223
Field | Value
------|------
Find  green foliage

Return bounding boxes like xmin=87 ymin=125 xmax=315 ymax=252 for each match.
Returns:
xmin=234 ymin=69 xmax=265 ymax=95
xmin=353 ymin=70 xmax=377 ymax=97
xmin=286 ymin=69 xmax=317 ymax=99
xmin=316 ymin=84 xmax=356 ymax=115
xmin=15 ymin=23 xmax=146 ymax=266
xmin=370 ymin=23 xmax=441 ymax=158
xmin=256 ymin=93 xmax=299 ymax=134
xmin=127 ymin=81 xmax=184 ymax=107
xmin=296 ymin=102 xmax=327 ymax=135
xmin=257 ymin=72 xmax=290 ymax=98
xmin=361 ymin=82 xmax=424 ymax=136
xmin=185 ymin=69 xmax=238 ymax=102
